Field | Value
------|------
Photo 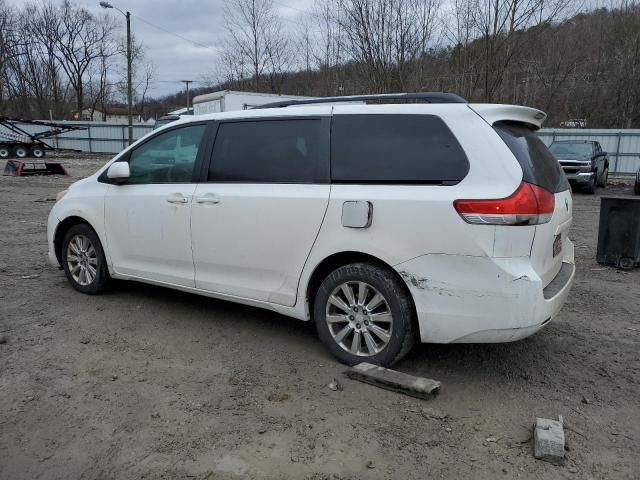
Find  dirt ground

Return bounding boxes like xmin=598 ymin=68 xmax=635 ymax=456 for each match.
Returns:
xmin=1 ymin=154 xmax=639 ymax=480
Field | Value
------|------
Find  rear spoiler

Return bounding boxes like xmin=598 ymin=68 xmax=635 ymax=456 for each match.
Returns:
xmin=467 ymin=104 xmax=547 ymax=130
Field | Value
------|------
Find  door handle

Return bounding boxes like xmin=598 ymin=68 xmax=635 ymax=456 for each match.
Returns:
xmin=195 ymin=194 xmax=220 ymax=205
xmin=166 ymin=193 xmax=188 ymax=204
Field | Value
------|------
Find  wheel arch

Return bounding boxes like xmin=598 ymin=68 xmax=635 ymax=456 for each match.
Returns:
xmin=53 ymin=215 xmax=102 ymax=266
xmin=304 ymin=251 xmax=416 ymax=321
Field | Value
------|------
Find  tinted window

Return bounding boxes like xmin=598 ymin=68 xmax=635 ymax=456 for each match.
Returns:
xmin=208 ymin=119 xmax=326 ymax=183
xmin=331 ymin=114 xmax=469 ymax=184
xmin=127 ymin=124 xmax=206 ymax=184
xmin=495 ymin=122 xmax=569 ymax=193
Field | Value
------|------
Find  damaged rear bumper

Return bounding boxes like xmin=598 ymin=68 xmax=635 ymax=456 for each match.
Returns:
xmin=395 ymin=241 xmax=575 ymax=344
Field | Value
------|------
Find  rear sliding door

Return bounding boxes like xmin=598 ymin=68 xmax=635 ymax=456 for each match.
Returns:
xmin=191 ymin=116 xmax=331 ymax=306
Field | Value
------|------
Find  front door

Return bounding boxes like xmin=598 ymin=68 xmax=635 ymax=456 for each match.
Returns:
xmin=191 ymin=116 xmax=331 ymax=306
xmin=104 ymin=123 xmax=208 ymax=287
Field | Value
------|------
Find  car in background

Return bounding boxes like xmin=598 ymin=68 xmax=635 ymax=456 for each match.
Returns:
xmin=549 ymin=140 xmax=609 ymax=194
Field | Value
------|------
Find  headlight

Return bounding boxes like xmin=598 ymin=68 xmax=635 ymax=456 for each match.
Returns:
xmin=56 ymin=190 xmax=68 ymax=202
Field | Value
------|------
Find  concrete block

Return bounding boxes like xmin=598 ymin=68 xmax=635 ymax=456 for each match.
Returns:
xmin=344 ymin=363 xmax=440 ymax=399
xmin=534 ymin=417 xmax=565 ymax=465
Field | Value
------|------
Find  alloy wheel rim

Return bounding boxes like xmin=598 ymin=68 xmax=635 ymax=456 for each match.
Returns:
xmin=66 ymin=235 xmax=98 ymax=286
xmin=325 ymin=281 xmax=393 ymax=356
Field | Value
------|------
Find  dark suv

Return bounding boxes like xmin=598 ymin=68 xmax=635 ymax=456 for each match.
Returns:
xmin=549 ymin=140 xmax=609 ymax=193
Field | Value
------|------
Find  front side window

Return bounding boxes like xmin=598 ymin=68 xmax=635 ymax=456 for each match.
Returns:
xmin=127 ymin=124 xmax=206 ymax=184
xmin=208 ymin=119 xmax=326 ymax=183
xmin=331 ymin=114 xmax=469 ymax=184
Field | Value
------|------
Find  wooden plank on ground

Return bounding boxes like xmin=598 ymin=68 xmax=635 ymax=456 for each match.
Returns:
xmin=344 ymin=362 xmax=440 ymax=400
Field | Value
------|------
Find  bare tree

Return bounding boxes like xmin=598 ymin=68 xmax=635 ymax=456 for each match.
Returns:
xmin=221 ymin=0 xmax=289 ymax=91
xmin=334 ymin=0 xmax=442 ymax=92
xmin=51 ymin=0 xmax=118 ymax=116
xmin=0 ymin=0 xmax=18 ymax=114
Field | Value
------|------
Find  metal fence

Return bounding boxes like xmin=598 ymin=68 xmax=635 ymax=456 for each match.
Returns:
xmin=539 ymin=128 xmax=640 ymax=174
xmin=7 ymin=120 xmax=155 ymax=154
xmin=6 ymin=120 xmax=640 ymax=174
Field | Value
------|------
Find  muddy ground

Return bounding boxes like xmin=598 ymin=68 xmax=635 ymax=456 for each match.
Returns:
xmin=1 ymin=155 xmax=639 ymax=480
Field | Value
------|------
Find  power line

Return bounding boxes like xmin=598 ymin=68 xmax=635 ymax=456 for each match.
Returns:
xmin=129 ymin=13 xmax=221 ymax=53
xmin=272 ymin=0 xmax=310 ymax=14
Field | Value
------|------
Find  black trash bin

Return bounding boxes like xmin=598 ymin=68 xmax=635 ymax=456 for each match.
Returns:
xmin=597 ymin=196 xmax=640 ymax=270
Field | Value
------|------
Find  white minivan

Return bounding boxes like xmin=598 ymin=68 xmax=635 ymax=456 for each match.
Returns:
xmin=47 ymin=93 xmax=575 ymax=366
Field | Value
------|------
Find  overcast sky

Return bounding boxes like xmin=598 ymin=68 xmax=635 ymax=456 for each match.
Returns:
xmin=9 ymin=0 xmax=314 ymax=98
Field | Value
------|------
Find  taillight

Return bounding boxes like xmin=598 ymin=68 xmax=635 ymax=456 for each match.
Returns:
xmin=454 ymin=182 xmax=555 ymax=225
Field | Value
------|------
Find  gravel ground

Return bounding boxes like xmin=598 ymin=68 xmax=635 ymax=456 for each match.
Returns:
xmin=1 ymin=155 xmax=639 ymax=479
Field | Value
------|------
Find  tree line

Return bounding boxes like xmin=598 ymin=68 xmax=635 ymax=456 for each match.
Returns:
xmin=217 ymin=0 xmax=640 ymax=128
xmin=2 ymin=0 xmax=640 ymax=128
xmin=0 ymin=0 xmax=152 ymax=121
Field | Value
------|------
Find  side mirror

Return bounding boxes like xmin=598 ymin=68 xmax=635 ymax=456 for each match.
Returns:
xmin=106 ymin=162 xmax=130 ymax=183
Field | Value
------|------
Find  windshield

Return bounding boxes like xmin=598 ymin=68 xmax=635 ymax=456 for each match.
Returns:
xmin=549 ymin=142 xmax=593 ymax=156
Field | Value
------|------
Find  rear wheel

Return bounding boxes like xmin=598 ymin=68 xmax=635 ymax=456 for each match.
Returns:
xmin=13 ymin=145 xmax=28 ymax=158
xmin=61 ymin=224 xmax=110 ymax=294
xmin=314 ymin=262 xmax=417 ymax=366
xmin=30 ymin=145 xmax=45 ymax=158
xmin=0 ymin=145 xmax=10 ymax=158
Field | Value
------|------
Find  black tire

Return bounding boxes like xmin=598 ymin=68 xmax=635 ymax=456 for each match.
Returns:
xmin=0 ymin=145 xmax=10 ymax=158
xmin=30 ymin=145 xmax=45 ymax=158
xmin=61 ymin=223 xmax=110 ymax=294
xmin=313 ymin=262 xmax=417 ymax=367
xmin=584 ymin=172 xmax=596 ymax=194
xmin=13 ymin=145 xmax=28 ymax=158
xmin=618 ymin=257 xmax=636 ymax=271
xmin=597 ymin=167 xmax=608 ymax=188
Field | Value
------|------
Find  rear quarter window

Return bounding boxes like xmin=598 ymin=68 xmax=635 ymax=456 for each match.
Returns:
xmin=494 ymin=121 xmax=569 ymax=193
xmin=331 ymin=114 xmax=469 ymax=184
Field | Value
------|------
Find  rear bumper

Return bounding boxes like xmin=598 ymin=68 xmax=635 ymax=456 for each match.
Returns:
xmin=395 ymin=240 xmax=575 ymax=343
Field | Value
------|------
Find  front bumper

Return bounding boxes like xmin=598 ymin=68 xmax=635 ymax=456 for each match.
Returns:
xmin=47 ymin=209 xmax=61 ymax=267
xmin=560 ymin=163 xmax=594 ymax=185
xmin=395 ymin=240 xmax=575 ymax=343
xmin=563 ymin=170 xmax=594 ymax=185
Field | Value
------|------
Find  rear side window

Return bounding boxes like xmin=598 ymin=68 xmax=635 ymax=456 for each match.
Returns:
xmin=208 ymin=119 xmax=327 ymax=183
xmin=494 ymin=121 xmax=569 ymax=193
xmin=331 ymin=114 xmax=469 ymax=184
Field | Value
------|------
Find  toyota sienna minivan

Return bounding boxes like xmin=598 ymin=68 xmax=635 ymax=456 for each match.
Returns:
xmin=48 ymin=93 xmax=575 ymax=366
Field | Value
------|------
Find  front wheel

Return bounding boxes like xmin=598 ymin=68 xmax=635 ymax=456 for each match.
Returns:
xmin=598 ymin=167 xmax=608 ymax=188
xmin=61 ymin=224 xmax=110 ymax=294
xmin=585 ymin=172 xmax=596 ymax=194
xmin=314 ymin=262 xmax=417 ymax=366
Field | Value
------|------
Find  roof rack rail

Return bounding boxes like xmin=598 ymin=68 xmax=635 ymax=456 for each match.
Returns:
xmin=252 ymin=92 xmax=467 ymax=109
